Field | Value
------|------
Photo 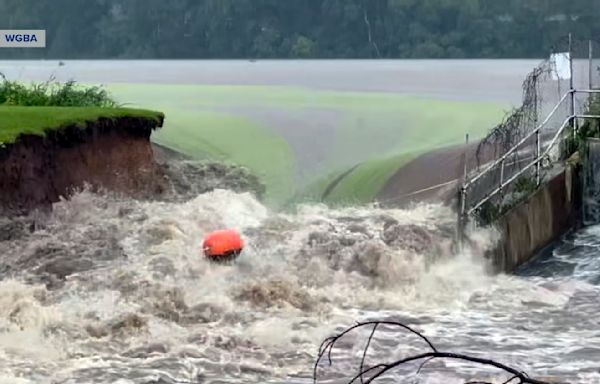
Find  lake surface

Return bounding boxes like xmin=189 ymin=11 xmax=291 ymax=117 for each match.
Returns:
xmin=0 ymin=59 xmax=537 ymax=104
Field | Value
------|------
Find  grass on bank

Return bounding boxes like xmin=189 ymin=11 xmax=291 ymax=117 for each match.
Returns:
xmin=0 ymin=74 xmax=118 ymax=107
xmin=0 ymin=77 xmax=163 ymax=145
xmin=0 ymin=106 xmax=163 ymax=145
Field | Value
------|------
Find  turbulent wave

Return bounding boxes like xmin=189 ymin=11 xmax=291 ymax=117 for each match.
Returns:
xmin=0 ymin=186 xmax=598 ymax=383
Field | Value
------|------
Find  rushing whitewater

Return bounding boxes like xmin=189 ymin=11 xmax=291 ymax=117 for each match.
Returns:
xmin=0 ymin=188 xmax=598 ymax=384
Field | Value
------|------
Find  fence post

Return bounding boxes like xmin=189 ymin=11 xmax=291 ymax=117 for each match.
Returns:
xmin=569 ymin=33 xmax=577 ymax=138
xmin=457 ymin=134 xmax=469 ymax=249
xmin=569 ymin=33 xmax=575 ymax=113
xmin=463 ymin=133 xmax=469 ymax=182
xmin=590 ymin=39 xmax=594 ymax=90
xmin=535 ymin=130 xmax=541 ymax=185
xmin=499 ymin=159 xmax=504 ymax=192
xmin=533 ymin=81 xmax=538 ymax=127
xmin=457 ymin=186 xmax=467 ymax=250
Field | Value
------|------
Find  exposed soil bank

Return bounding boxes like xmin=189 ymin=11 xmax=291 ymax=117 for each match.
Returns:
xmin=0 ymin=116 xmax=166 ymax=215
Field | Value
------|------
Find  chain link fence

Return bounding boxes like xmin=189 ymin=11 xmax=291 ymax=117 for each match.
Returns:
xmin=460 ymin=36 xmax=600 ymax=225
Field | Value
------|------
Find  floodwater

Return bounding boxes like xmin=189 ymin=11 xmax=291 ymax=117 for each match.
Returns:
xmin=0 ymin=186 xmax=598 ymax=384
xmin=0 ymin=60 xmax=598 ymax=383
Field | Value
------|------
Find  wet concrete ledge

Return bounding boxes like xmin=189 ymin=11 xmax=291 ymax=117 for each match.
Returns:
xmin=488 ymin=159 xmax=582 ymax=273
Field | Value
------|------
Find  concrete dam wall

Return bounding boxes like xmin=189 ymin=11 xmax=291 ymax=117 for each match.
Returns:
xmin=489 ymin=157 xmax=582 ymax=273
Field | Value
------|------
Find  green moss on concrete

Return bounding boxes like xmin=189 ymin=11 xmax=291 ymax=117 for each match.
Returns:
xmin=0 ymin=106 xmax=164 ymax=145
xmin=323 ymin=152 xmax=417 ymax=204
xmin=150 ymin=109 xmax=295 ymax=204
xmin=286 ymin=166 xmax=356 ymax=206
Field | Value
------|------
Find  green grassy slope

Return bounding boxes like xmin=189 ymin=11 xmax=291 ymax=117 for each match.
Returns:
xmin=0 ymin=106 xmax=163 ymax=145
xmin=151 ymin=108 xmax=295 ymax=203
xmin=323 ymin=152 xmax=417 ymax=204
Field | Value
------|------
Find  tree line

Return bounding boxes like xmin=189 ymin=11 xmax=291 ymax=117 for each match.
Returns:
xmin=1 ymin=0 xmax=599 ymax=59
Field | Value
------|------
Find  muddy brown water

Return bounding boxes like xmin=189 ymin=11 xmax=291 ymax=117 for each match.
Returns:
xmin=0 ymin=183 xmax=598 ymax=383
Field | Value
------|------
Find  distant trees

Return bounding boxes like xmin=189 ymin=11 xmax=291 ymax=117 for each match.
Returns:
xmin=0 ymin=0 xmax=598 ymax=59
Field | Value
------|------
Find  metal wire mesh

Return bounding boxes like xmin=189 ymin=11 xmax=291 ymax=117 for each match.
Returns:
xmin=461 ymin=36 xmax=600 ymax=221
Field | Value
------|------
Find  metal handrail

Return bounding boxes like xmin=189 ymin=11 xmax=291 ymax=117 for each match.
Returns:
xmin=465 ymin=89 xmax=600 ymax=189
xmin=464 ymin=90 xmax=572 ymax=188
xmin=461 ymin=89 xmax=600 ymax=217
xmin=466 ymin=113 xmax=600 ymax=216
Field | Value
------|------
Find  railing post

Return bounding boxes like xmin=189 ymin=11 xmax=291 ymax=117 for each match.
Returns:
xmin=590 ymin=39 xmax=594 ymax=90
xmin=535 ymin=129 xmax=541 ymax=185
xmin=460 ymin=187 xmax=467 ymax=218
xmin=457 ymin=133 xmax=469 ymax=249
xmin=463 ymin=134 xmax=469 ymax=181
xmin=457 ymin=186 xmax=467 ymax=249
xmin=499 ymin=159 xmax=505 ymax=192
xmin=569 ymin=33 xmax=575 ymax=119
xmin=573 ymin=115 xmax=578 ymax=157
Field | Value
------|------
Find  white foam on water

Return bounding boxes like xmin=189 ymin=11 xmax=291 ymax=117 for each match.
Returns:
xmin=0 ymin=189 xmax=597 ymax=383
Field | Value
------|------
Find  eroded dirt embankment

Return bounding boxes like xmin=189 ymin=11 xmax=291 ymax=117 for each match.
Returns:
xmin=0 ymin=116 xmax=167 ymax=215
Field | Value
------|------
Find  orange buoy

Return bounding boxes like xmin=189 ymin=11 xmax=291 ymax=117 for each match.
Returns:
xmin=203 ymin=229 xmax=244 ymax=263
